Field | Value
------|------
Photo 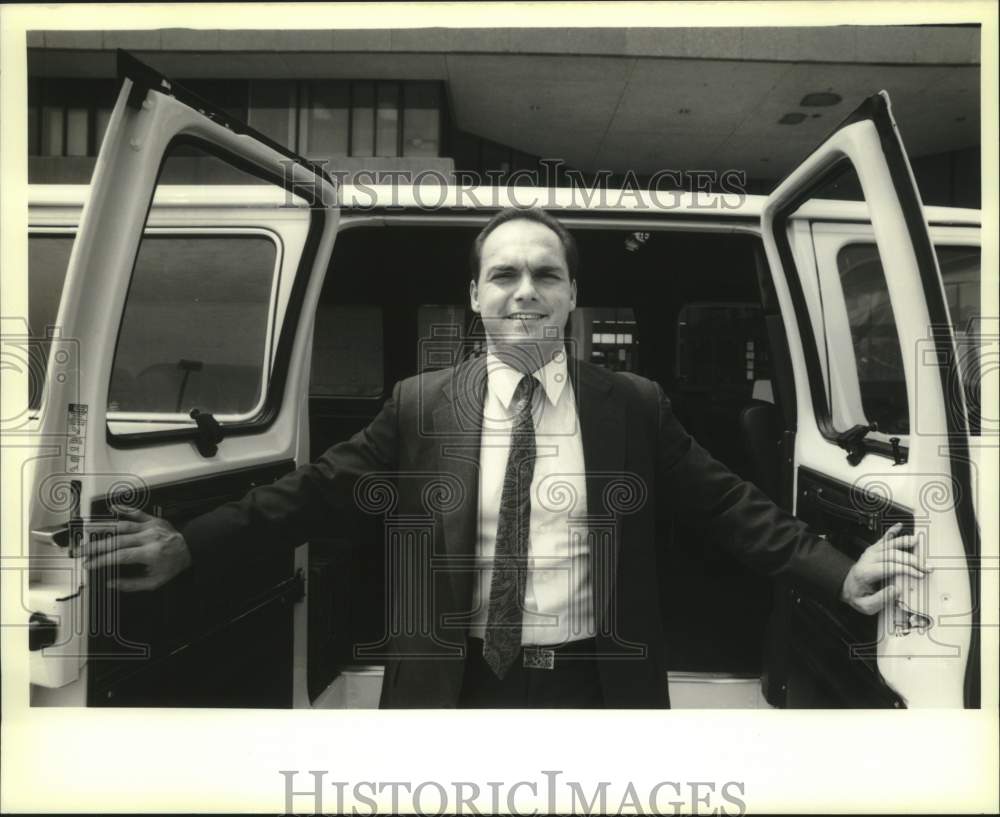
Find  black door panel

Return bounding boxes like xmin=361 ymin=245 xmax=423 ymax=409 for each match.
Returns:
xmin=765 ymin=466 xmax=911 ymax=708
xmin=86 ymin=461 xmax=298 ymax=707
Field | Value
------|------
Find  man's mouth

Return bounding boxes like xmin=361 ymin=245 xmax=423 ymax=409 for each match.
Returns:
xmin=505 ymin=312 xmax=548 ymax=321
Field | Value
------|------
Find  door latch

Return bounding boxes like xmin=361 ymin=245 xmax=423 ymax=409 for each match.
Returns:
xmin=189 ymin=408 xmax=224 ymax=457
xmin=28 ymin=587 xmax=84 ymax=688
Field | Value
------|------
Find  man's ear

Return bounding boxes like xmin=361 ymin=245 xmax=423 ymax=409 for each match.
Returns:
xmin=469 ymin=278 xmax=480 ymax=313
xmin=569 ymin=278 xmax=577 ymax=311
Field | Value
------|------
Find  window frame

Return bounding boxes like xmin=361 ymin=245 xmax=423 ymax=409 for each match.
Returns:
xmin=106 ymin=226 xmax=285 ymax=428
xmin=806 ymin=220 xmax=984 ymax=451
xmin=809 ymin=222 xmax=912 ymax=444
xmin=27 ymin=226 xmax=286 ymax=427
xmin=771 ymin=152 xmax=921 ymax=464
xmin=104 ymin=130 xmax=329 ymax=450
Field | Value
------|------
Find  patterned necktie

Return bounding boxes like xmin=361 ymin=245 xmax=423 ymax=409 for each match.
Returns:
xmin=483 ymin=373 xmax=538 ymax=678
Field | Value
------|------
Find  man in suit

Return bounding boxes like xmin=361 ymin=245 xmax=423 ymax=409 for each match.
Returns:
xmin=83 ymin=207 xmax=927 ymax=708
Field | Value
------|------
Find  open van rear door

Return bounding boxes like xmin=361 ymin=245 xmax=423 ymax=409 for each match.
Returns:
xmin=26 ymin=53 xmax=338 ymax=706
xmin=760 ymin=92 xmax=979 ymax=708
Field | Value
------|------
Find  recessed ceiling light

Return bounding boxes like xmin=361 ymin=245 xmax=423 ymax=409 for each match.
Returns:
xmin=801 ymin=92 xmax=842 ymax=107
xmin=779 ymin=113 xmax=806 ymax=125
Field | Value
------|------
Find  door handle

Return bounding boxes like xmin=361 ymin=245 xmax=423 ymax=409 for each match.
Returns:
xmin=29 ymin=612 xmax=59 ymax=651
xmin=31 ymin=525 xmax=71 ymax=549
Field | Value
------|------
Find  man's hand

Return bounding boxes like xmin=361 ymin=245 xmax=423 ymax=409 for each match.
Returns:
xmin=82 ymin=507 xmax=192 ymax=591
xmin=840 ymin=523 xmax=930 ymax=615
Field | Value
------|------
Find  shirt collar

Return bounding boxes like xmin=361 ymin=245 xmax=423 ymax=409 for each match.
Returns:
xmin=486 ymin=349 xmax=569 ymax=410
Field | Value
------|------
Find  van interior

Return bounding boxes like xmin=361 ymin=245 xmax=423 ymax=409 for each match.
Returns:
xmin=304 ymin=221 xmax=786 ymax=704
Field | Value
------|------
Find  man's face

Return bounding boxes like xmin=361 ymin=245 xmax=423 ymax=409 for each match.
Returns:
xmin=470 ymin=218 xmax=577 ymax=368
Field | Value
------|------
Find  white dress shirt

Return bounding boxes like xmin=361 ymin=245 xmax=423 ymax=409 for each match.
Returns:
xmin=469 ymin=349 xmax=595 ymax=645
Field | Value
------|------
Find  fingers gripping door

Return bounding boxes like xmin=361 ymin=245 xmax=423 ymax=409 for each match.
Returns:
xmin=760 ymin=92 xmax=978 ymax=708
xmin=26 ymin=56 xmax=339 ymax=705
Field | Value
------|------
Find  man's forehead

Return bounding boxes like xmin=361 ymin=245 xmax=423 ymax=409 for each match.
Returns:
xmin=480 ymin=219 xmax=567 ymax=264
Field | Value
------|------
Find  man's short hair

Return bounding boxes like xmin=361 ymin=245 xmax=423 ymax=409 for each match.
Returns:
xmin=469 ymin=207 xmax=579 ymax=282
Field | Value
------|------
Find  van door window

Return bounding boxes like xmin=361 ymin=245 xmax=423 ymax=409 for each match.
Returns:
xmin=28 ymin=229 xmax=279 ymax=422
xmin=938 ymin=245 xmax=982 ymax=435
xmin=801 ymin=168 xmax=917 ymax=449
xmin=834 ymin=242 xmax=910 ymax=434
xmin=831 ymin=242 xmax=982 ymax=436
xmin=109 ymin=233 xmax=278 ymax=418
xmin=27 ymin=232 xmax=74 ymax=411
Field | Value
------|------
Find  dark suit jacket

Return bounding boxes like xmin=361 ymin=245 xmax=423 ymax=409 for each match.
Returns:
xmin=182 ymin=356 xmax=854 ymax=708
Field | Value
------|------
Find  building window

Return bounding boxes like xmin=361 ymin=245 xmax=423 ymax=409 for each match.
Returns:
xmin=349 ymin=81 xmax=375 ymax=158
xmin=375 ymin=82 xmax=400 ymax=158
xmin=29 ymin=77 xmax=445 ymax=167
xmin=295 ymin=80 xmax=443 ymax=162
xmin=248 ymin=79 xmax=296 ymax=148
xmin=403 ymin=83 xmax=441 ymax=157
xmin=299 ymin=81 xmax=350 ymax=159
xmin=183 ymin=79 xmax=249 ymax=122
xmin=29 ymin=78 xmax=118 ymax=157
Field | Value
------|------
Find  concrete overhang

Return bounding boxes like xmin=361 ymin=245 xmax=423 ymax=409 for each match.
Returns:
xmin=27 ymin=26 xmax=980 ymax=178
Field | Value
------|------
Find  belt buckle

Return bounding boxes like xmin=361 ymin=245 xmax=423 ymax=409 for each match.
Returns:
xmin=523 ymin=646 xmax=555 ymax=670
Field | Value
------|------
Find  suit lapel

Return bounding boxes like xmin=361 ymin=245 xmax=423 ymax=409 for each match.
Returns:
xmin=432 ymin=355 xmax=487 ymax=611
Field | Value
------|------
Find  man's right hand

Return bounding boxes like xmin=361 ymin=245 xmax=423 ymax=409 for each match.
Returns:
xmin=839 ymin=522 xmax=929 ymax=615
xmin=82 ymin=508 xmax=192 ymax=591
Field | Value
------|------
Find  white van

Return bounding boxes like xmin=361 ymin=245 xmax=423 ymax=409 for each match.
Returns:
xmin=20 ymin=57 xmax=984 ymax=709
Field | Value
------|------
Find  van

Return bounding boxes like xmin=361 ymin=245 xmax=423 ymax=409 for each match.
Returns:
xmin=20 ymin=55 xmax=984 ymax=709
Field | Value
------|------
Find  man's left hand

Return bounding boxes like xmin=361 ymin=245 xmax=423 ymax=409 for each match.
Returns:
xmin=839 ymin=523 xmax=930 ymax=615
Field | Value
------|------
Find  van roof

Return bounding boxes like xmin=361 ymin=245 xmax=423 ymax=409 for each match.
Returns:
xmin=26 ymin=183 xmax=981 ymax=227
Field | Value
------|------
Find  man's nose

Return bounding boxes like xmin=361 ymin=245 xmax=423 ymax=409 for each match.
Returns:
xmin=512 ymin=271 xmax=540 ymax=301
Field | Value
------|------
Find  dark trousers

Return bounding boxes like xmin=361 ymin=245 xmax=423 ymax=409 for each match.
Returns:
xmin=459 ymin=637 xmax=604 ymax=708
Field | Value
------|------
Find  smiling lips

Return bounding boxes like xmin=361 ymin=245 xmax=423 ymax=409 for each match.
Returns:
xmin=505 ymin=312 xmax=548 ymax=320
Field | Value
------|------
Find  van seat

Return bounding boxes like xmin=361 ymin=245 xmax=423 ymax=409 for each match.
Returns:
xmin=737 ymin=399 xmax=783 ymax=502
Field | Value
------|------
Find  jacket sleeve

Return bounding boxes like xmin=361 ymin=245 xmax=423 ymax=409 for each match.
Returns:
xmin=651 ymin=381 xmax=854 ymax=604
xmin=180 ymin=380 xmax=401 ymax=592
